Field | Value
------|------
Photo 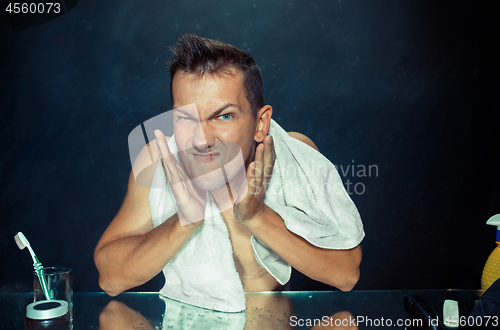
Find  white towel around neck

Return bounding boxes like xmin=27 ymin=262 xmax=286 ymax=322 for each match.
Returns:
xmin=148 ymin=119 xmax=364 ymax=312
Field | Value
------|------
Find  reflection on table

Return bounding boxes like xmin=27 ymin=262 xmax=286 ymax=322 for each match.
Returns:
xmin=99 ymin=292 xmax=356 ymax=329
xmin=1 ymin=290 xmax=480 ymax=329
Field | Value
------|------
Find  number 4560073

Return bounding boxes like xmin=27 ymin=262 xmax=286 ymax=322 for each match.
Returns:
xmin=5 ymin=2 xmax=61 ymax=14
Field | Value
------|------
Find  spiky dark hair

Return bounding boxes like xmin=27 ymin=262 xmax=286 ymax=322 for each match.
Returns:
xmin=169 ymin=34 xmax=264 ymax=117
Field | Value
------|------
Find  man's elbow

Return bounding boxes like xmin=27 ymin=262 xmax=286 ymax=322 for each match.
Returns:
xmin=323 ymin=254 xmax=361 ymax=291
xmin=94 ymin=251 xmax=126 ymax=297
xmin=95 ymin=260 xmax=146 ymax=297
xmin=335 ymin=245 xmax=362 ymax=291
xmin=335 ymin=267 xmax=360 ymax=292
xmin=98 ymin=275 xmax=124 ymax=297
xmin=315 ymin=264 xmax=360 ymax=291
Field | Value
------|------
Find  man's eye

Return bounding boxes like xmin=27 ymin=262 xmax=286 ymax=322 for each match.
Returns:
xmin=219 ymin=114 xmax=232 ymax=120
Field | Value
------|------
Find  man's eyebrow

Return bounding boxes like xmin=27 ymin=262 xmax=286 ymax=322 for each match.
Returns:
xmin=206 ymin=103 xmax=241 ymax=119
xmin=173 ymin=103 xmax=241 ymax=120
xmin=173 ymin=107 xmax=196 ymax=118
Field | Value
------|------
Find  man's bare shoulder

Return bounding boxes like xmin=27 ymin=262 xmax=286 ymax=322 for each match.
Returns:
xmin=287 ymin=132 xmax=319 ymax=152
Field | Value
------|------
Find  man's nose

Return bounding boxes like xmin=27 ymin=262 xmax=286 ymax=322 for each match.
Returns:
xmin=191 ymin=122 xmax=215 ymax=151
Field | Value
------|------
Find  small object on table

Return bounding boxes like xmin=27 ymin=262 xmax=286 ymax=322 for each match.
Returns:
xmin=25 ymin=300 xmax=70 ymax=330
xmin=443 ymin=299 xmax=459 ymax=328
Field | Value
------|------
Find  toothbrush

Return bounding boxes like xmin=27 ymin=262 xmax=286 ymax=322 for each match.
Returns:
xmin=14 ymin=231 xmax=54 ymax=300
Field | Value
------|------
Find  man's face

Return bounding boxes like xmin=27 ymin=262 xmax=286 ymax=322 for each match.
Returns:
xmin=171 ymin=70 xmax=258 ymax=191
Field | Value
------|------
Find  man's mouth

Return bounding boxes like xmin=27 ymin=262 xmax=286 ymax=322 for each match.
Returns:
xmin=192 ymin=152 xmax=220 ymax=164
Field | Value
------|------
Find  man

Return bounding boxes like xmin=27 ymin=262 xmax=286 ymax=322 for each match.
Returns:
xmin=94 ymin=34 xmax=363 ymax=312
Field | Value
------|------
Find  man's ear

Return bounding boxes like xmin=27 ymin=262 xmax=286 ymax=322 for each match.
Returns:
xmin=254 ymin=105 xmax=273 ymax=143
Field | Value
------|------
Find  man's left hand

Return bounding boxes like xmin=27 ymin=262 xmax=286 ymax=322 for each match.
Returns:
xmin=233 ymin=135 xmax=275 ymax=223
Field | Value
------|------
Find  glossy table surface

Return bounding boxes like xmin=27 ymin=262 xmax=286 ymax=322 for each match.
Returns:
xmin=1 ymin=290 xmax=482 ymax=329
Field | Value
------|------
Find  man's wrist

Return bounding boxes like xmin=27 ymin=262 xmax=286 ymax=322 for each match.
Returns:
xmin=241 ymin=204 xmax=270 ymax=230
xmin=175 ymin=212 xmax=204 ymax=229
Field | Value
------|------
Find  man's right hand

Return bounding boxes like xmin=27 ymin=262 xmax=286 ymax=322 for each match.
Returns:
xmin=154 ymin=129 xmax=206 ymax=226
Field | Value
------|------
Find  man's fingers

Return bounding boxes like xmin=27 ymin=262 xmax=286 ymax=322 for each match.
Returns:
xmin=154 ymin=130 xmax=202 ymax=203
xmin=160 ymin=144 xmax=180 ymax=183
xmin=154 ymin=130 xmax=168 ymax=156
xmin=263 ymin=135 xmax=274 ymax=179
xmin=251 ymin=162 xmax=262 ymax=200
xmin=245 ymin=161 xmax=256 ymax=199
xmin=154 ymin=129 xmax=175 ymax=165
xmin=162 ymin=158 xmax=173 ymax=182
xmin=254 ymin=143 xmax=265 ymax=186
xmin=155 ymin=129 xmax=183 ymax=185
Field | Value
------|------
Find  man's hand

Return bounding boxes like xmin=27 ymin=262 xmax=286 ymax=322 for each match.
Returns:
xmin=154 ymin=130 xmax=206 ymax=226
xmin=233 ymin=135 xmax=275 ymax=223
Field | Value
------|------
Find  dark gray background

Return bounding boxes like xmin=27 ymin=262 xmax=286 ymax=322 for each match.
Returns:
xmin=1 ymin=0 xmax=499 ymax=293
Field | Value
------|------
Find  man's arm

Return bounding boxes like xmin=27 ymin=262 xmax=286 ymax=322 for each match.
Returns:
xmin=94 ymin=139 xmax=201 ymax=296
xmin=245 ymin=206 xmax=361 ymax=291
xmin=238 ymin=133 xmax=362 ymax=291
